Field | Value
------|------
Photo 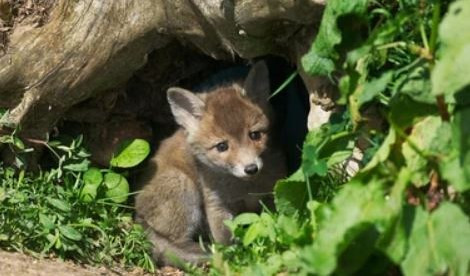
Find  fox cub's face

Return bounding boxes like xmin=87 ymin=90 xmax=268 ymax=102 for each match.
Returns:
xmin=167 ymin=62 xmax=272 ymax=178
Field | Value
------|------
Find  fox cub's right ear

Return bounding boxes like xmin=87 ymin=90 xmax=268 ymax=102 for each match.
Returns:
xmin=167 ymin=87 xmax=205 ymax=132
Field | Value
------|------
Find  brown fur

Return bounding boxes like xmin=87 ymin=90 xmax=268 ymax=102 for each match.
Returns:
xmin=135 ymin=62 xmax=285 ymax=266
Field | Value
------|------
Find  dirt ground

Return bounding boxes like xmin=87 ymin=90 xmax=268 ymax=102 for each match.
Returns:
xmin=0 ymin=250 xmax=183 ymax=276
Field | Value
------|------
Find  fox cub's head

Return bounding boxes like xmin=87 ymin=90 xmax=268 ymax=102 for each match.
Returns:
xmin=167 ymin=62 xmax=272 ymax=179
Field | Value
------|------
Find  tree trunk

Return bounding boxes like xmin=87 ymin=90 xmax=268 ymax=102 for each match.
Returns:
xmin=0 ymin=0 xmax=330 ymax=140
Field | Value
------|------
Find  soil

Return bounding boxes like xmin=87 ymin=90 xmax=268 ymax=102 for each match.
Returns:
xmin=0 ymin=250 xmax=183 ymax=276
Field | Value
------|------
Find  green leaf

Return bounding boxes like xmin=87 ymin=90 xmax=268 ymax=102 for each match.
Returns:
xmin=0 ymin=187 xmax=5 ymax=202
xmin=232 ymin=213 xmax=260 ymax=226
xmin=302 ymin=145 xmax=328 ymax=177
xmin=79 ymin=184 xmax=98 ymax=203
xmin=301 ymin=0 xmax=369 ymax=76
xmin=402 ymin=116 xmax=445 ymax=186
xmin=83 ymin=168 xmax=103 ymax=187
xmin=389 ymin=94 xmax=437 ymax=129
xmin=401 ymin=203 xmax=470 ymax=276
xmin=362 ymin=128 xmax=396 ymax=172
xmin=274 ymin=179 xmax=309 ymax=215
xmin=59 ymin=225 xmax=82 ymax=241
xmin=46 ymin=198 xmax=71 ymax=212
xmin=432 ymin=0 xmax=470 ymax=97
xmin=39 ymin=214 xmax=55 ymax=230
xmin=440 ymin=107 xmax=470 ymax=192
xmin=110 ymin=139 xmax=150 ymax=168
xmin=302 ymin=169 xmax=409 ymax=275
xmin=13 ymin=137 xmax=25 ymax=150
xmin=103 ymin=172 xmax=129 ymax=203
xmin=243 ymin=222 xmax=267 ymax=246
xmin=63 ymin=159 xmax=90 ymax=172
xmin=356 ymin=71 xmax=393 ymax=108
xmin=327 ymin=150 xmax=353 ymax=167
xmin=395 ymin=64 xmax=434 ymax=104
xmin=79 ymin=168 xmax=102 ymax=202
xmin=301 ymin=180 xmax=386 ymax=275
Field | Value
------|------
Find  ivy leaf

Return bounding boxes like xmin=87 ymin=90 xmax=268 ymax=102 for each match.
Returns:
xmin=110 ymin=139 xmax=150 ymax=168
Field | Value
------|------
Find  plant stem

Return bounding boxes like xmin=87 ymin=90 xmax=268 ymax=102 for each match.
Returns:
xmin=429 ymin=0 xmax=441 ymax=58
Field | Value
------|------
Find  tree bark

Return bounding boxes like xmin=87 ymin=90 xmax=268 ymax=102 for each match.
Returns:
xmin=0 ymin=0 xmax=328 ymax=139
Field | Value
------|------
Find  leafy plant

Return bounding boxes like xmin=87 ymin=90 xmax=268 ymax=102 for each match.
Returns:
xmin=206 ymin=0 xmax=470 ymax=275
xmin=0 ymin=132 xmax=154 ymax=271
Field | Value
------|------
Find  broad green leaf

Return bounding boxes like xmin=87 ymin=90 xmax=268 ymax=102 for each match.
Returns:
xmin=389 ymin=94 xmax=437 ymax=129
xmin=440 ymin=107 xmax=470 ymax=191
xmin=302 ymin=169 xmax=409 ymax=275
xmin=395 ymin=64 xmax=434 ymax=104
xmin=79 ymin=168 xmax=103 ymax=202
xmin=377 ymin=169 xmax=413 ymax=263
xmin=79 ymin=184 xmax=98 ymax=203
xmin=302 ymin=145 xmax=328 ymax=177
xmin=243 ymin=222 xmax=267 ymax=246
xmin=110 ymin=139 xmax=150 ymax=168
xmin=46 ymin=197 xmax=71 ymax=212
xmin=301 ymin=180 xmax=387 ymax=275
xmin=402 ymin=116 xmax=446 ymax=186
xmin=274 ymin=180 xmax=309 ymax=215
xmin=302 ymin=0 xmax=369 ymax=76
xmin=432 ymin=0 xmax=470 ymax=97
xmin=83 ymin=168 xmax=102 ymax=187
xmin=59 ymin=225 xmax=82 ymax=241
xmin=104 ymin=172 xmax=129 ymax=203
xmin=401 ymin=203 xmax=470 ymax=276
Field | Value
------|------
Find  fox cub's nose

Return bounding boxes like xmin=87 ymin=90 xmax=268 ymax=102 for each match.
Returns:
xmin=244 ymin=164 xmax=259 ymax=175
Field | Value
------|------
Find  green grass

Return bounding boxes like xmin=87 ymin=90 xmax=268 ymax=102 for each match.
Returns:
xmin=0 ymin=134 xmax=154 ymax=272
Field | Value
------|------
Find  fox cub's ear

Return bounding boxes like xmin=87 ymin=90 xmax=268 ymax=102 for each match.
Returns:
xmin=243 ymin=61 xmax=270 ymax=103
xmin=167 ymin=87 xmax=205 ymax=132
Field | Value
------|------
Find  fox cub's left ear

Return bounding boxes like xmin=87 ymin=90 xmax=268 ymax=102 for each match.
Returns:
xmin=243 ymin=61 xmax=270 ymax=104
xmin=167 ymin=87 xmax=205 ymax=132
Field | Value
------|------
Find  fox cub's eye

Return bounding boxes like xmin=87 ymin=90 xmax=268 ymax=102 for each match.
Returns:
xmin=249 ymin=131 xmax=262 ymax=141
xmin=215 ymin=141 xmax=229 ymax=152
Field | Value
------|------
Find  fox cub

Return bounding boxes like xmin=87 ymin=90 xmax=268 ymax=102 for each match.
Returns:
xmin=135 ymin=62 xmax=286 ymax=266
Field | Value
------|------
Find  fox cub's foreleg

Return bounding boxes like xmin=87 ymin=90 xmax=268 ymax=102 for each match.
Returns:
xmin=135 ymin=171 xmax=208 ymax=266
